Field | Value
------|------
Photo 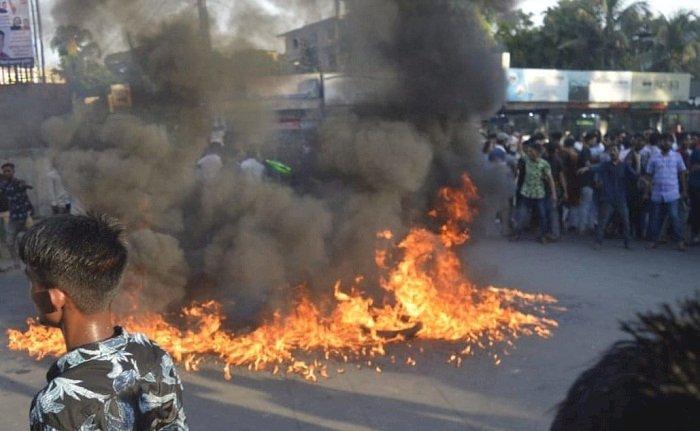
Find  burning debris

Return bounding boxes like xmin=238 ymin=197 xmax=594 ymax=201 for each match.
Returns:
xmin=8 ymin=176 xmax=558 ymax=381
xmin=8 ymin=0 xmax=558 ymax=380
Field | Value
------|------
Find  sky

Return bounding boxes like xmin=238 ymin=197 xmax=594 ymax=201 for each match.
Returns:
xmin=37 ymin=0 xmax=700 ymax=67
xmin=520 ymin=0 xmax=699 ymax=24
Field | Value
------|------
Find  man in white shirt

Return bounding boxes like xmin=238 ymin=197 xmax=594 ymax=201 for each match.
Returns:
xmin=196 ymin=142 xmax=224 ymax=184
xmin=240 ymin=157 xmax=266 ymax=180
xmin=46 ymin=165 xmax=71 ymax=214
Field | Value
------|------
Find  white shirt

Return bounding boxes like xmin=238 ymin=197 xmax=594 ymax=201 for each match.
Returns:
xmin=590 ymin=143 xmax=605 ymax=158
xmin=240 ymin=158 xmax=266 ymax=180
xmin=640 ymin=145 xmax=661 ymax=169
xmin=46 ymin=169 xmax=71 ymax=207
xmin=619 ymin=147 xmax=631 ymax=162
xmin=196 ymin=154 xmax=223 ymax=183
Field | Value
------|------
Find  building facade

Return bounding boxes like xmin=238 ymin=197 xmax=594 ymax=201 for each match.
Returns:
xmin=280 ymin=17 xmax=343 ymax=72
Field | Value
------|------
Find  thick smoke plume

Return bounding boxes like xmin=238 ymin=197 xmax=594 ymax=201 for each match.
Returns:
xmin=41 ymin=0 xmax=510 ymax=317
xmin=41 ymin=111 xmax=197 ymax=311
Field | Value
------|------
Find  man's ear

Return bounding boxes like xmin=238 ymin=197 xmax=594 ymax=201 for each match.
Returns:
xmin=48 ymin=288 xmax=67 ymax=311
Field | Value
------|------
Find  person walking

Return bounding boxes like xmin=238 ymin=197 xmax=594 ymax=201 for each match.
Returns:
xmin=46 ymin=164 xmax=71 ymax=214
xmin=624 ymin=135 xmax=646 ymax=239
xmin=0 ymin=162 xmax=34 ymax=270
xmin=646 ymin=134 xmax=688 ymax=251
xmin=512 ymin=142 xmax=557 ymax=243
xmin=575 ymin=132 xmax=598 ymax=234
xmin=579 ymin=146 xmax=638 ymax=249
xmin=544 ymin=141 xmax=567 ymax=240
xmin=688 ymin=134 xmax=700 ymax=245
xmin=560 ymin=137 xmax=580 ymax=231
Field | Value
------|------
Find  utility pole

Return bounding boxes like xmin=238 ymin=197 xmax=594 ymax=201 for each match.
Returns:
xmin=36 ymin=0 xmax=46 ymax=83
xmin=333 ymin=0 xmax=343 ymax=72
xmin=197 ymin=0 xmax=212 ymax=53
xmin=196 ymin=0 xmax=214 ymax=135
xmin=29 ymin=0 xmax=40 ymax=81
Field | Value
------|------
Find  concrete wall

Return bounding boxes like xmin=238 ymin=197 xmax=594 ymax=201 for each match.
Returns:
xmin=0 ymin=84 xmax=72 ymax=217
xmin=0 ymin=84 xmax=71 ymax=150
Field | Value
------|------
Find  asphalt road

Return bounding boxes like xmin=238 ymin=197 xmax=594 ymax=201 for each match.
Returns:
xmin=1 ymin=235 xmax=698 ymax=431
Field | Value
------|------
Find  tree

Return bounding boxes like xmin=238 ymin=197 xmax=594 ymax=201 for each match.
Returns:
xmin=493 ymin=0 xmax=667 ymax=71
xmin=494 ymin=11 xmax=550 ymax=68
xmin=51 ymin=25 xmax=116 ymax=97
xmin=529 ymin=0 xmax=603 ymax=69
xmin=588 ymin=0 xmax=651 ymax=69
xmin=649 ymin=11 xmax=700 ymax=76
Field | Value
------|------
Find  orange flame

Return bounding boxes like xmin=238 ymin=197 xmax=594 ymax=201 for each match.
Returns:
xmin=6 ymin=174 xmax=557 ymax=381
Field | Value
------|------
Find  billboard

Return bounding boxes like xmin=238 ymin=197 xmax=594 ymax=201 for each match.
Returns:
xmin=631 ymin=72 xmax=692 ymax=102
xmin=568 ymin=71 xmax=633 ymax=103
xmin=506 ymin=69 xmax=691 ymax=104
xmin=506 ymin=68 xmax=568 ymax=102
xmin=0 ymin=0 xmax=34 ymax=67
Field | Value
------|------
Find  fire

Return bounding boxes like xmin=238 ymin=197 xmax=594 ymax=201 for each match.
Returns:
xmin=7 ymin=174 xmax=558 ymax=381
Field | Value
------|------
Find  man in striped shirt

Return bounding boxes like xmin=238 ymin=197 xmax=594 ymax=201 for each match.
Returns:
xmin=646 ymin=133 xmax=688 ymax=251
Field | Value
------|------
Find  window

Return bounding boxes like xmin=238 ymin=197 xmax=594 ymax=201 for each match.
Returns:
xmin=293 ymin=38 xmax=299 ymax=49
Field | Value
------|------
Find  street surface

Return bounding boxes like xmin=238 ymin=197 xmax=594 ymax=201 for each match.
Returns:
xmin=1 ymin=236 xmax=698 ymax=430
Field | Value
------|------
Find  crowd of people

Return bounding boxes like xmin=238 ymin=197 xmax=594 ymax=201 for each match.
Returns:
xmin=483 ymin=127 xmax=700 ymax=251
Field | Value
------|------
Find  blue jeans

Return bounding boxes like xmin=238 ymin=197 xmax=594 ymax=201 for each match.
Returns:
xmin=577 ymin=186 xmax=596 ymax=233
xmin=650 ymin=199 xmax=684 ymax=242
xmin=516 ymin=196 xmax=547 ymax=238
xmin=596 ymin=200 xmax=631 ymax=244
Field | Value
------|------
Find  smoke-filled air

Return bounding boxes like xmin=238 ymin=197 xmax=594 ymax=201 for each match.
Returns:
xmin=1 ymin=0 xmax=566 ymax=384
xmin=37 ymin=0 xmax=509 ymax=319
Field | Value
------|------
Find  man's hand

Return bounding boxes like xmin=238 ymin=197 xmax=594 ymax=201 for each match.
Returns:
xmin=577 ymin=167 xmax=589 ymax=175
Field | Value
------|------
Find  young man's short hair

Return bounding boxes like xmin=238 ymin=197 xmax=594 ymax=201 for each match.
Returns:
xmin=2 ymin=162 xmax=14 ymax=169
xmin=551 ymin=296 xmax=700 ymax=431
xmin=549 ymin=131 xmax=563 ymax=143
xmin=19 ymin=214 xmax=128 ymax=313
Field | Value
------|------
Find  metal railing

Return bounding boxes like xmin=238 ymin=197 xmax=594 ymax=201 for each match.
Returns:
xmin=0 ymin=66 xmax=61 ymax=85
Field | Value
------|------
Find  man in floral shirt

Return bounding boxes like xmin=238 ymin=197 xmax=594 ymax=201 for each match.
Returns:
xmin=512 ymin=141 xmax=557 ymax=243
xmin=20 ymin=214 xmax=188 ymax=430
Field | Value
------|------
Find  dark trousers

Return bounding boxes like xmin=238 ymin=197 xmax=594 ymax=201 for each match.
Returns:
xmin=690 ymin=188 xmax=700 ymax=237
xmin=596 ymin=200 xmax=631 ymax=244
xmin=650 ymin=199 xmax=684 ymax=242
xmin=516 ymin=196 xmax=547 ymax=238
xmin=627 ymin=193 xmax=646 ymax=240
xmin=544 ymin=195 xmax=560 ymax=238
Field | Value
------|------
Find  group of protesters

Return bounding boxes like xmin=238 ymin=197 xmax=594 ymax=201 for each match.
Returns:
xmin=483 ymin=127 xmax=700 ymax=251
